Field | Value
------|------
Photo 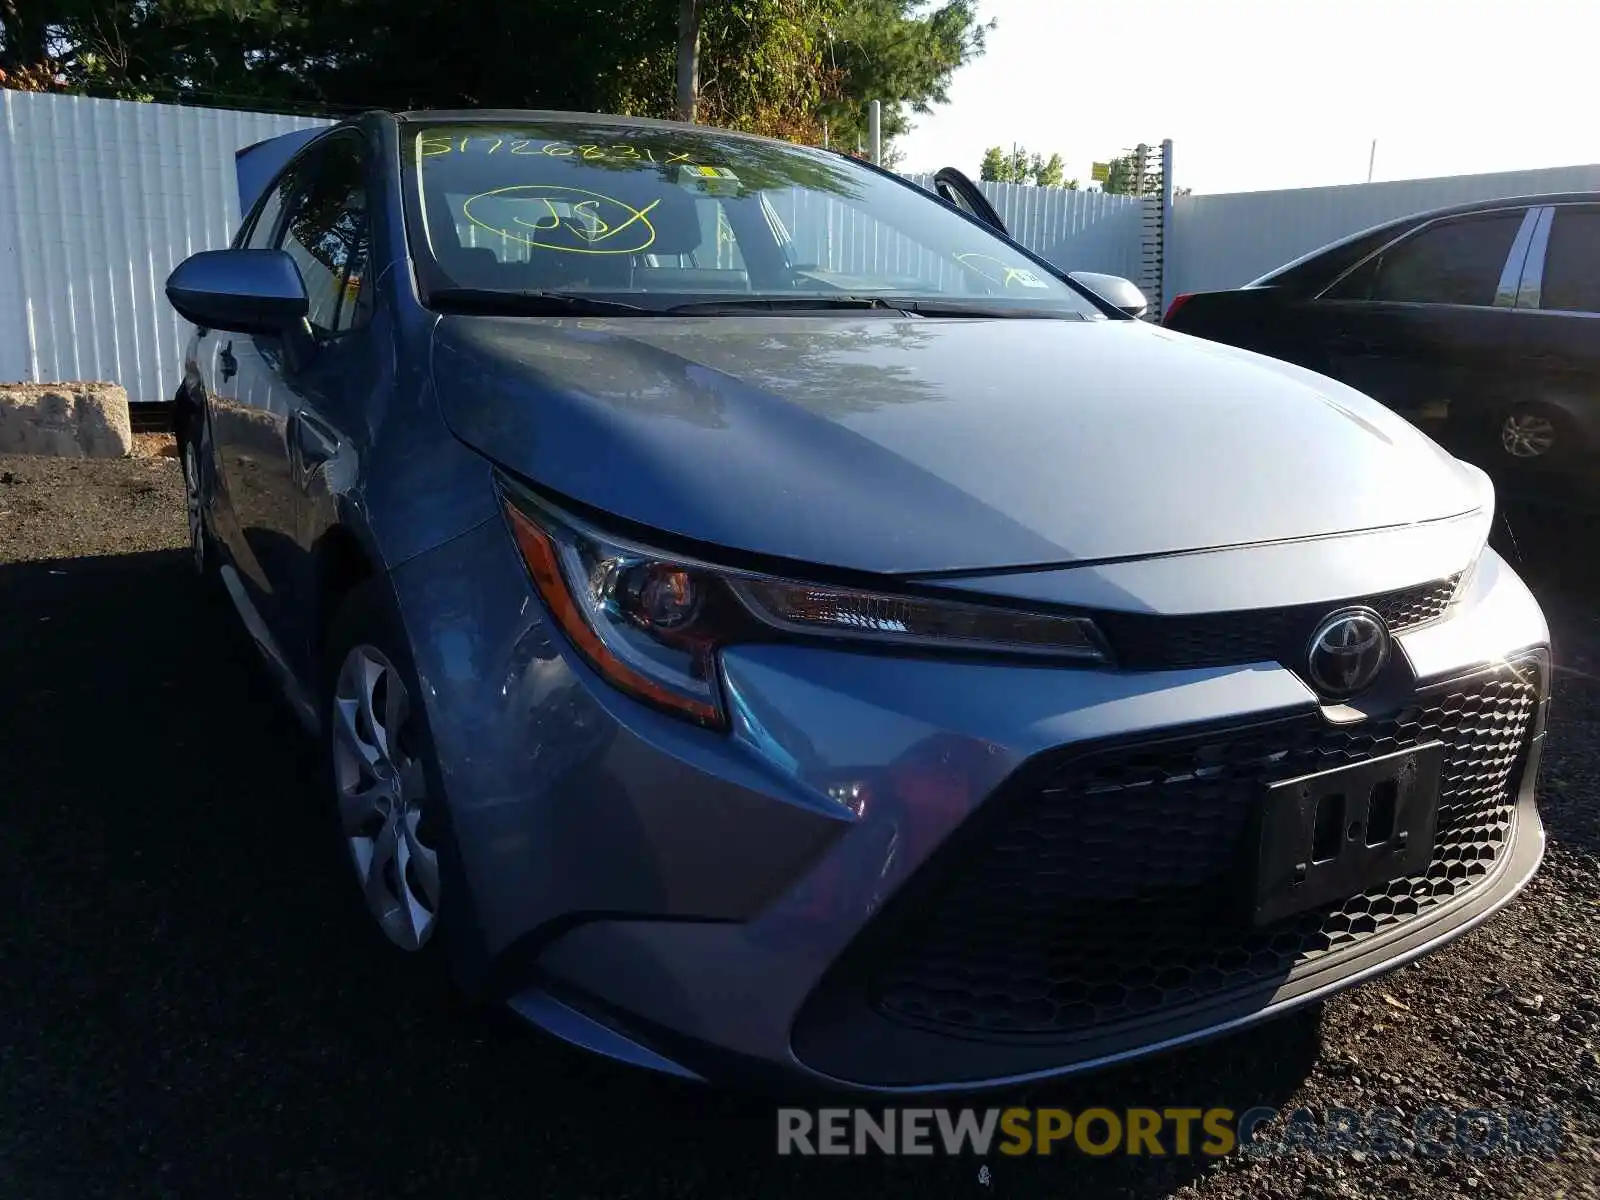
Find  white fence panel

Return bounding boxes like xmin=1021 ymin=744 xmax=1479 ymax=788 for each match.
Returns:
xmin=902 ymin=173 xmax=1145 ymax=279
xmin=0 ymin=91 xmax=330 ymax=403
xmin=1170 ymin=163 xmax=1600 ymax=299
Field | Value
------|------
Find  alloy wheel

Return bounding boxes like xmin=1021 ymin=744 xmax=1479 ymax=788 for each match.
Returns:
xmin=182 ymin=440 xmax=206 ymax=573
xmin=1500 ymin=411 xmax=1557 ymax=459
xmin=331 ymin=645 xmax=440 ymax=951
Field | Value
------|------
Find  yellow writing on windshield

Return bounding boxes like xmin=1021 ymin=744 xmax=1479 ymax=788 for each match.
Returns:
xmin=419 ymin=135 xmax=711 ymax=169
xmin=461 ymin=185 xmax=659 ymax=255
xmin=954 ymin=252 xmax=1050 ymax=290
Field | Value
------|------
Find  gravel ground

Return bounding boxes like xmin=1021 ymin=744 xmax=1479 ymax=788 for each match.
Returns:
xmin=0 ymin=454 xmax=1596 ymax=1199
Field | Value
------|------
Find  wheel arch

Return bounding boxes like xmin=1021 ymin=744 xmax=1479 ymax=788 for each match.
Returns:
xmin=1513 ymin=390 xmax=1594 ymax=430
xmin=311 ymin=523 xmax=380 ymax=671
xmin=173 ymin=381 xmax=204 ymax=442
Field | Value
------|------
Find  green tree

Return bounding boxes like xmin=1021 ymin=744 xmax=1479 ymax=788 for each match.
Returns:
xmin=818 ymin=0 xmax=992 ymax=160
xmin=1030 ymin=150 xmax=1063 ymax=188
xmin=979 ymin=144 xmax=1025 ymax=182
xmin=2 ymin=0 xmax=326 ymax=107
xmin=1099 ymin=150 xmax=1160 ymax=197
xmin=0 ymin=0 xmax=988 ymax=148
xmin=980 ymin=144 xmax=1075 ymax=187
xmin=0 ymin=0 xmax=63 ymax=78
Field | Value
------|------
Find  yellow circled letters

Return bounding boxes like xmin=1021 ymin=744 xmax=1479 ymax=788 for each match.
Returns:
xmin=461 ymin=185 xmax=660 ymax=255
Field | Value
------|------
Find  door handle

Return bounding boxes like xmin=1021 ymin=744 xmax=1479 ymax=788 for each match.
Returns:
xmin=291 ymin=409 xmax=340 ymax=478
xmin=219 ymin=342 xmax=238 ymax=381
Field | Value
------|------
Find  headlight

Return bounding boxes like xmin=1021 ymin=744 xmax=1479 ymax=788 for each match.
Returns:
xmin=729 ymin=579 xmax=1109 ymax=659
xmin=1447 ymin=459 xmax=1495 ymax=610
xmin=501 ymin=484 xmax=1109 ymax=729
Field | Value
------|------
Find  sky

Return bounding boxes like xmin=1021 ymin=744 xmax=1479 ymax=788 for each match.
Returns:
xmin=895 ymin=0 xmax=1600 ymax=195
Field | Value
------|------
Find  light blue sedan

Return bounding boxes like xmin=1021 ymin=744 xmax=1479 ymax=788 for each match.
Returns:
xmin=165 ymin=109 xmax=1550 ymax=1092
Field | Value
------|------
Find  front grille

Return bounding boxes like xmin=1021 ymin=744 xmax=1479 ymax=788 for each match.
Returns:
xmin=1099 ymin=575 xmax=1461 ymax=670
xmin=866 ymin=656 xmax=1540 ymax=1041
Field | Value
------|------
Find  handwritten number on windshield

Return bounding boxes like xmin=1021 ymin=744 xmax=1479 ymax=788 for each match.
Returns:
xmin=421 ymin=135 xmax=716 ymax=171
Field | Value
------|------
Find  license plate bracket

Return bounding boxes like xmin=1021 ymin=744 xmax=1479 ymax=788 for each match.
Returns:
xmin=1253 ymin=741 xmax=1443 ymax=926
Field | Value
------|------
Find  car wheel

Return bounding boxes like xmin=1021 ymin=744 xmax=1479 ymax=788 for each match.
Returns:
xmin=324 ymin=581 xmax=453 ymax=955
xmin=179 ymin=424 xmax=218 ymax=579
xmin=1496 ymin=404 xmax=1569 ymax=462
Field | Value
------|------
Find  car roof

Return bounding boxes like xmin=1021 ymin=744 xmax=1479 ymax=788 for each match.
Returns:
xmin=1249 ymin=190 xmax=1600 ymax=289
xmin=1311 ymin=191 xmax=1600 ymax=250
xmin=1392 ymin=191 xmax=1600 ymax=218
xmin=1331 ymin=190 xmax=1600 ymax=247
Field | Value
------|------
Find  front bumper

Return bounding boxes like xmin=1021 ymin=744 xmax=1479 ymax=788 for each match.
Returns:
xmin=390 ymin=524 xmax=1550 ymax=1093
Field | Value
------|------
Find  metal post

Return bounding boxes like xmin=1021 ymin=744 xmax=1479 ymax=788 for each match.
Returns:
xmin=822 ymin=119 xmax=829 ymax=150
xmin=868 ymin=101 xmax=882 ymax=165
xmin=1134 ymin=144 xmax=1155 ymax=319
xmin=1160 ymin=138 xmax=1176 ymax=320
xmin=1367 ymin=139 xmax=1377 ymax=183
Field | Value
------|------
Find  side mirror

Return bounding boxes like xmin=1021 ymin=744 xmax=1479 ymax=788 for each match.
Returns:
xmin=1069 ymin=271 xmax=1149 ymax=319
xmin=166 ymin=249 xmax=308 ymax=336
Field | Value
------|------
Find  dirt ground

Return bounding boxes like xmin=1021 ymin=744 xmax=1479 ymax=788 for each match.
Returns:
xmin=0 ymin=453 xmax=1596 ymax=1198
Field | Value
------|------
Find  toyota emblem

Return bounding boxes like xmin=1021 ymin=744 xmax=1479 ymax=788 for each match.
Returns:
xmin=1305 ymin=608 xmax=1391 ymax=698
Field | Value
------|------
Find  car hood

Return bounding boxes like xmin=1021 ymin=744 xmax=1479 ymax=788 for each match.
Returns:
xmin=431 ymin=314 xmax=1484 ymax=575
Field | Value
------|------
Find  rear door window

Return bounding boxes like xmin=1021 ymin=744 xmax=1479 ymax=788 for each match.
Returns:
xmin=1328 ymin=212 xmax=1525 ymax=306
xmin=1539 ymin=208 xmax=1600 ymax=314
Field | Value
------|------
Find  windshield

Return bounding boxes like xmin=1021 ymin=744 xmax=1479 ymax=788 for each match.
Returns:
xmin=402 ymin=121 xmax=1099 ymax=318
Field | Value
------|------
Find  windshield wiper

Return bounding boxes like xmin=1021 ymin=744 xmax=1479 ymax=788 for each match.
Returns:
xmin=664 ymin=295 xmax=1084 ymax=319
xmin=664 ymin=295 xmax=911 ymax=315
xmin=888 ymin=298 xmax=1087 ymax=319
xmin=427 ymin=288 xmax=1084 ymax=321
xmin=426 ymin=288 xmax=648 ymax=316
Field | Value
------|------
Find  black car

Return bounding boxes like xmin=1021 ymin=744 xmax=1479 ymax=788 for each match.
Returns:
xmin=1163 ymin=193 xmax=1600 ymax=493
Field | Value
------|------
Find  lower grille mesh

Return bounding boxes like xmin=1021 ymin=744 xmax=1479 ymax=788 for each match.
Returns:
xmin=868 ymin=657 xmax=1540 ymax=1040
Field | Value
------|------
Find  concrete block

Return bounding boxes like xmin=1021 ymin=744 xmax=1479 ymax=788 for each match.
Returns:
xmin=0 ymin=382 xmax=133 ymax=458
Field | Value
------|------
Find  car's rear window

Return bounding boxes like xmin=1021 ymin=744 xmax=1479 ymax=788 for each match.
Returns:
xmin=1541 ymin=207 xmax=1600 ymax=314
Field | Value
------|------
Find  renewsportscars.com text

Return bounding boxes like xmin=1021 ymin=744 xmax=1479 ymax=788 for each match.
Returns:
xmin=776 ymin=1106 xmax=1566 ymax=1159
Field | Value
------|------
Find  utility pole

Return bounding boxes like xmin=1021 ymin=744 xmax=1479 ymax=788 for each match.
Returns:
xmin=1367 ymin=139 xmax=1377 ymax=183
xmin=869 ymin=100 xmax=882 ymax=165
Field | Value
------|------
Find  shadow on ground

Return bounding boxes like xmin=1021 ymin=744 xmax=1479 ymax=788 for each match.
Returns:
xmin=1497 ymin=495 xmax=1600 ymax=596
xmin=0 ymin=548 xmax=1334 ymax=1198
xmin=1493 ymin=497 xmax=1600 ymax=869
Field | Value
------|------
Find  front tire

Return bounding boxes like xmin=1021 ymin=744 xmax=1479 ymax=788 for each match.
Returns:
xmin=177 ymin=414 xmax=219 ymax=582
xmin=323 ymin=580 xmax=452 ymax=955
